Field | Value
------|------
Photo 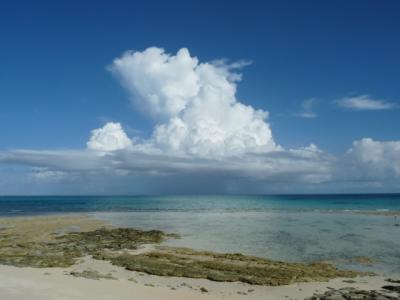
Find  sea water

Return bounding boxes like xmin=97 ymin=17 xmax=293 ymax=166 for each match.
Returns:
xmin=1 ymin=194 xmax=399 ymax=275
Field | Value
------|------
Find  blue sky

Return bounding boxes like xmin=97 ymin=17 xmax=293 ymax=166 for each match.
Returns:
xmin=1 ymin=1 xmax=400 ymax=194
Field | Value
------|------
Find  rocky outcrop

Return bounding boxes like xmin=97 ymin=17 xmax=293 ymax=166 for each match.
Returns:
xmin=0 ymin=227 xmax=173 ymax=267
xmin=106 ymin=246 xmax=360 ymax=286
xmin=305 ymin=286 xmax=400 ymax=300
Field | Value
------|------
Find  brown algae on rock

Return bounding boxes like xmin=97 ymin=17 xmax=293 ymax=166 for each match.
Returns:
xmin=305 ymin=287 xmax=399 ymax=300
xmin=105 ymin=246 xmax=360 ymax=286
xmin=69 ymin=269 xmax=117 ymax=280
xmin=0 ymin=228 xmax=171 ymax=267
xmin=0 ymin=215 xmax=362 ymax=286
xmin=0 ymin=216 xmax=173 ymax=268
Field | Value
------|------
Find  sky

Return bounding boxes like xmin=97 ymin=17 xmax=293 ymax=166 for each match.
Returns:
xmin=0 ymin=0 xmax=400 ymax=194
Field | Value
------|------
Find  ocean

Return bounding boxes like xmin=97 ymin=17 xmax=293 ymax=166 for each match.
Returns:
xmin=1 ymin=194 xmax=399 ymax=275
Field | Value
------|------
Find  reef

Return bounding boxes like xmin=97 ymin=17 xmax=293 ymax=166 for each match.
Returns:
xmin=104 ymin=246 xmax=360 ymax=286
xmin=0 ymin=216 xmax=364 ymax=286
xmin=305 ymin=286 xmax=400 ymax=300
xmin=0 ymin=226 xmax=172 ymax=267
xmin=69 ymin=269 xmax=117 ymax=280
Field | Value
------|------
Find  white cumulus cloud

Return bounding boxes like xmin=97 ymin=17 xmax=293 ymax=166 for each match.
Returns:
xmin=346 ymin=138 xmax=400 ymax=178
xmin=337 ymin=95 xmax=398 ymax=111
xmin=110 ymin=47 xmax=277 ymax=158
xmin=110 ymin=47 xmax=199 ymax=119
xmin=87 ymin=122 xmax=132 ymax=152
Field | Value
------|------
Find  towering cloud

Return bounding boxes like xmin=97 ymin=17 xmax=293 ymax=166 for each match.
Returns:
xmin=110 ymin=47 xmax=276 ymax=157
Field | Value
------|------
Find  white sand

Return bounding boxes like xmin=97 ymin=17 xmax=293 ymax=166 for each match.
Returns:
xmin=0 ymin=256 xmax=389 ymax=300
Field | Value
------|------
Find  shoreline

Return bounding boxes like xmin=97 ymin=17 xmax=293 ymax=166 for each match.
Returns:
xmin=0 ymin=214 xmax=399 ymax=300
xmin=0 ymin=260 xmax=393 ymax=300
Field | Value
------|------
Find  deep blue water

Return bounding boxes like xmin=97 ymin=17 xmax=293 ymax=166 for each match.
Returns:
xmin=1 ymin=194 xmax=400 ymax=276
xmin=0 ymin=194 xmax=400 ymax=216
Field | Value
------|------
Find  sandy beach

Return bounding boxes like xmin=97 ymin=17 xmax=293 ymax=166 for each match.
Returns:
xmin=0 ymin=257 xmax=391 ymax=300
xmin=0 ymin=214 xmax=398 ymax=300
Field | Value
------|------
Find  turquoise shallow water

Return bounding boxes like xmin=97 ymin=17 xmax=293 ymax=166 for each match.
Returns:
xmin=93 ymin=210 xmax=400 ymax=276
xmin=1 ymin=194 xmax=399 ymax=275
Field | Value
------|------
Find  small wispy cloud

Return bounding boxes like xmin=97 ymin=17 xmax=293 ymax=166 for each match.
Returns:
xmin=294 ymin=98 xmax=317 ymax=118
xmin=337 ymin=95 xmax=398 ymax=111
